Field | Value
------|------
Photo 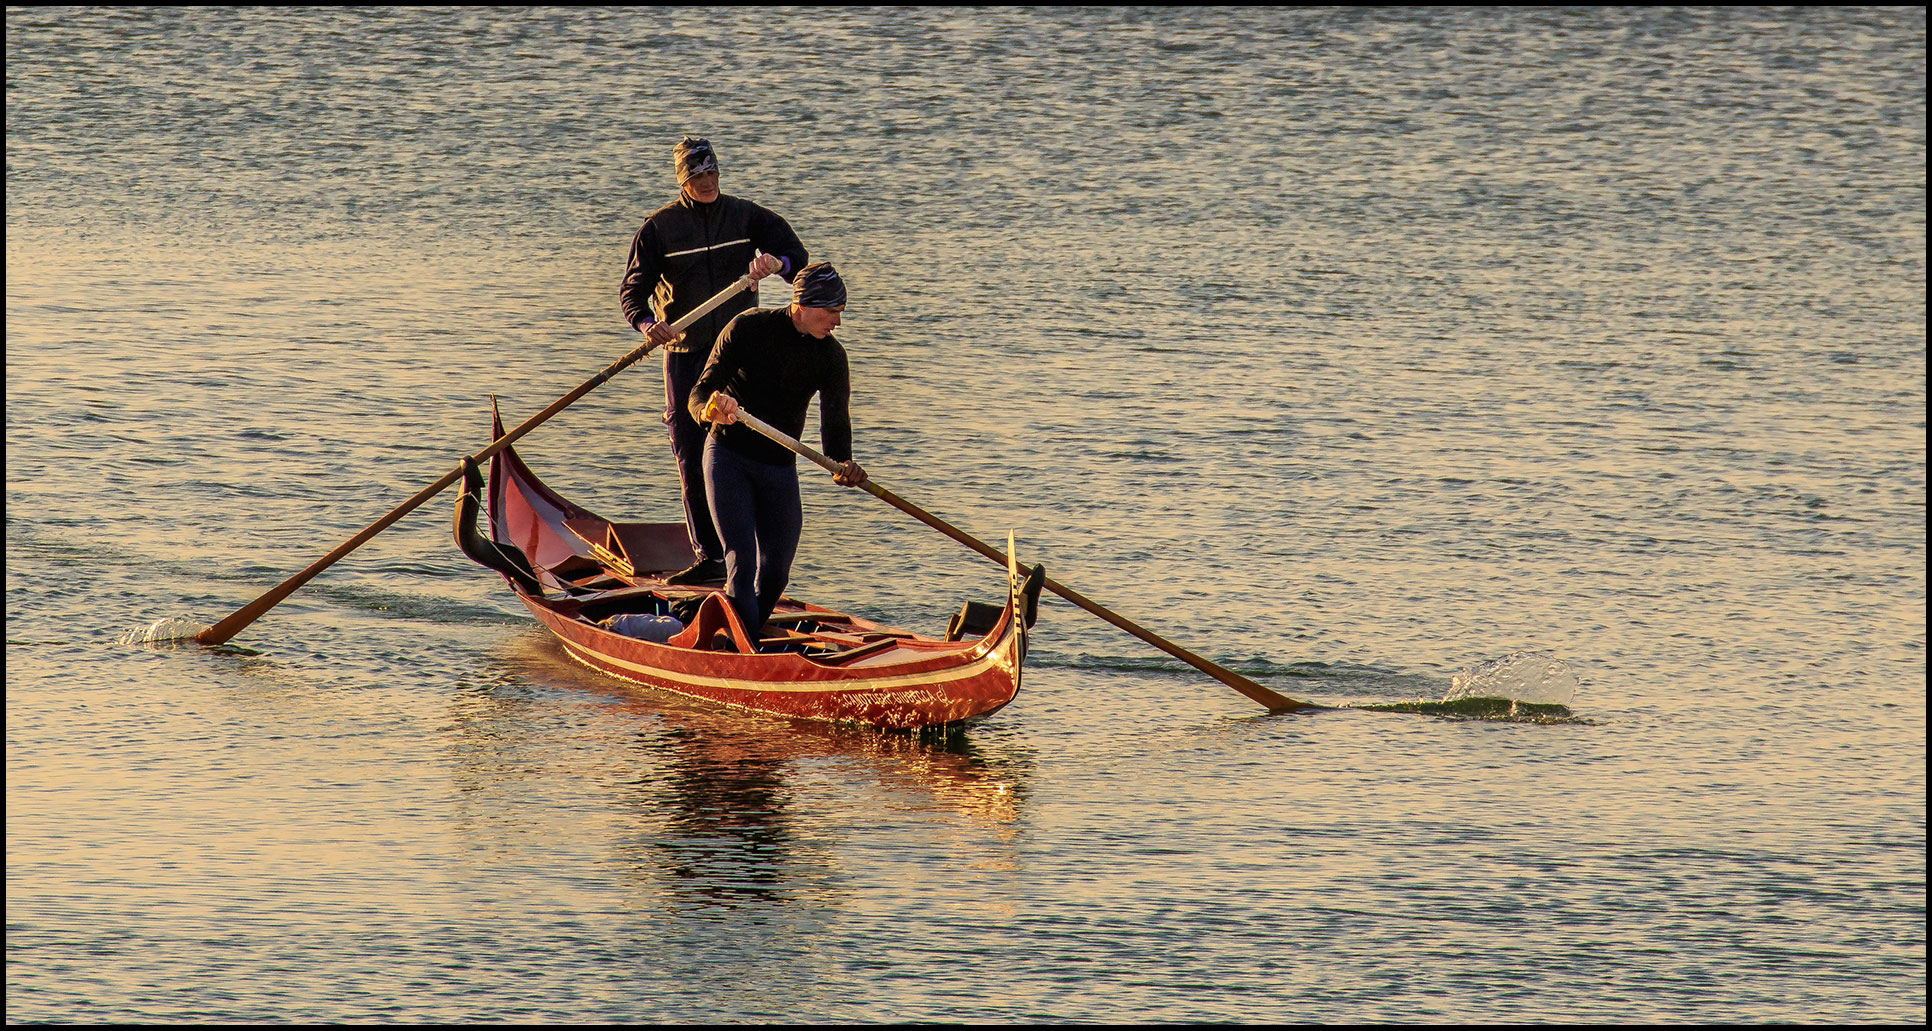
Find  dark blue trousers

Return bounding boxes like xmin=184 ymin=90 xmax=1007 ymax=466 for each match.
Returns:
xmin=702 ymin=439 xmax=802 ymax=639
xmin=664 ymin=348 xmax=724 ymax=565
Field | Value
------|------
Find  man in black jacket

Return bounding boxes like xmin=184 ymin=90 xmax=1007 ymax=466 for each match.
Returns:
xmin=690 ymin=263 xmax=866 ymax=641
xmin=620 ymin=136 xmax=809 ymax=585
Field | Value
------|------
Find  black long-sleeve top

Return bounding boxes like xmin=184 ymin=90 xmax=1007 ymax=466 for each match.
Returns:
xmin=619 ymin=193 xmax=808 ymax=354
xmin=688 ymin=308 xmax=852 ymax=467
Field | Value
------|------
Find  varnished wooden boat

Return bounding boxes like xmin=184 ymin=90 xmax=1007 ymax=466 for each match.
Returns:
xmin=455 ymin=407 xmax=1043 ymax=730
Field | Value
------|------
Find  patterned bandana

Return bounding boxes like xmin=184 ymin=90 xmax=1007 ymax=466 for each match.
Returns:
xmin=673 ymin=136 xmax=718 ymax=183
xmin=792 ymin=263 xmax=847 ymax=309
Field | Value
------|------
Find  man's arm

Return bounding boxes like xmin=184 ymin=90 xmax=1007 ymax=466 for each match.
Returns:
xmin=619 ymin=219 xmax=665 ymax=332
xmin=689 ymin=319 xmax=745 ymax=425
xmin=747 ymin=204 xmax=808 ymax=283
xmin=819 ymin=344 xmax=853 ymax=464
xmin=821 ymin=348 xmax=864 ymax=486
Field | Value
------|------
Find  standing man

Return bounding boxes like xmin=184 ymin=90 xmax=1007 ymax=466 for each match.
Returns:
xmin=620 ymin=136 xmax=809 ymax=585
xmin=691 ymin=263 xmax=866 ymax=642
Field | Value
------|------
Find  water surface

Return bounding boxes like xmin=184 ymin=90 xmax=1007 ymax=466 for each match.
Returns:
xmin=7 ymin=7 xmax=1924 ymax=1022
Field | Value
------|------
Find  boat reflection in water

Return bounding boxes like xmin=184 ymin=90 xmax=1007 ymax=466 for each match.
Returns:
xmin=446 ymin=632 xmax=1031 ymax=911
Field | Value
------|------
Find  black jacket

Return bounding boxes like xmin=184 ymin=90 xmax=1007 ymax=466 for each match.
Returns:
xmin=619 ymin=193 xmax=808 ymax=354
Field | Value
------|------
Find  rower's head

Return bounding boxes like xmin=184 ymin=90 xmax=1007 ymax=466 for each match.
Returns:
xmin=789 ymin=263 xmax=846 ymax=338
xmin=674 ymin=136 xmax=720 ymax=204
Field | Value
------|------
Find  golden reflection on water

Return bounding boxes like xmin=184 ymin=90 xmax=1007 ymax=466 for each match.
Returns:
xmin=7 ymin=6 xmax=1923 ymax=1021
xmin=442 ymin=633 xmax=1029 ymax=911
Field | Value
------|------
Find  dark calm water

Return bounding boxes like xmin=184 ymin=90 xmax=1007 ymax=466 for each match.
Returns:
xmin=7 ymin=7 xmax=1924 ymax=1023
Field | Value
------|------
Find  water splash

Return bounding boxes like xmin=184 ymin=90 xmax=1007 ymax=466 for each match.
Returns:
xmin=117 ymin=617 xmax=212 ymax=648
xmin=1355 ymin=696 xmax=1580 ymax=723
xmin=1354 ymin=653 xmax=1584 ymax=722
xmin=1446 ymin=652 xmax=1580 ymax=706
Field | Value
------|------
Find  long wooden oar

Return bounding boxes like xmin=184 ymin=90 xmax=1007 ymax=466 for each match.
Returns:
xmin=730 ymin=410 xmax=1317 ymax=713
xmin=196 ymin=275 xmax=760 ymax=647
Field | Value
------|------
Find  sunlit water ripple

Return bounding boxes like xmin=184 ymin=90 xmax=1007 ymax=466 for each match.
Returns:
xmin=7 ymin=7 xmax=1924 ymax=1023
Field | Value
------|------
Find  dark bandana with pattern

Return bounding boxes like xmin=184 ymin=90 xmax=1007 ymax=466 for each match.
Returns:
xmin=792 ymin=263 xmax=847 ymax=309
xmin=673 ymin=136 xmax=718 ymax=183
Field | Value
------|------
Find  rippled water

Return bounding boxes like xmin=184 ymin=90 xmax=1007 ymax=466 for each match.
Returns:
xmin=7 ymin=7 xmax=1924 ymax=1022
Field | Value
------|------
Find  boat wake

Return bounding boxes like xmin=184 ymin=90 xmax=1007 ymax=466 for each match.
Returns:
xmin=307 ymin=582 xmax=524 ymax=625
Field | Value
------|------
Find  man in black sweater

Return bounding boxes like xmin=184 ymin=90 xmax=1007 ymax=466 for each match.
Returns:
xmin=690 ymin=263 xmax=866 ymax=642
xmin=620 ymin=136 xmax=809 ymax=585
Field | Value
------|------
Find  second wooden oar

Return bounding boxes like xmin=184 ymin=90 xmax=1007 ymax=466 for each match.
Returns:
xmin=730 ymin=409 xmax=1318 ymax=714
xmin=196 ymin=274 xmax=760 ymax=647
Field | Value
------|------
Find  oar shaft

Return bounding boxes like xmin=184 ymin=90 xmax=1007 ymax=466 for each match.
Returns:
xmin=197 ymin=275 xmax=757 ymax=646
xmin=731 ymin=411 xmax=1313 ymax=713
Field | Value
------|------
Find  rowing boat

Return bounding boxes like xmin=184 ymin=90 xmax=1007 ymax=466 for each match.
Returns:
xmin=455 ymin=405 xmax=1043 ymax=729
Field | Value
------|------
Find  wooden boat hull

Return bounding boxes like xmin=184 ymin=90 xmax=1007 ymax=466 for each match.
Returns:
xmin=463 ymin=407 xmax=1034 ymax=730
xmin=522 ymin=597 xmax=1025 ymax=728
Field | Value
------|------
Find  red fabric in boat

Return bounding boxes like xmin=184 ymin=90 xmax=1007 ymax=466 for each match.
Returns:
xmin=664 ymin=593 xmax=756 ymax=654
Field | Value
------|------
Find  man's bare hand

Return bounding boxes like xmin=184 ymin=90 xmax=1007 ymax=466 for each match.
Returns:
xmin=701 ymin=391 xmax=740 ymax=425
xmin=644 ymin=321 xmax=681 ymax=348
xmin=833 ymin=460 xmax=867 ymax=487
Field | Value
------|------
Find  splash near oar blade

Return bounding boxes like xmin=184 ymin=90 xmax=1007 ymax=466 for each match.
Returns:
xmin=727 ymin=408 xmax=1318 ymax=714
xmin=119 ymin=618 xmax=213 ymax=647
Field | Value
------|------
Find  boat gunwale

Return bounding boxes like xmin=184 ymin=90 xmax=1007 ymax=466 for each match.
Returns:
xmin=517 ymin=585 xmax=1022 ymax=686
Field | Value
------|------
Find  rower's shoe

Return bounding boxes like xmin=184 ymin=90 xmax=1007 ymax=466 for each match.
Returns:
xmin=665 ymin=558 xmax=726 ymax=586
